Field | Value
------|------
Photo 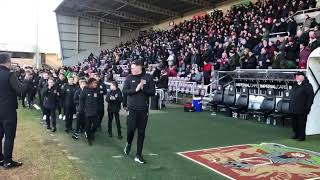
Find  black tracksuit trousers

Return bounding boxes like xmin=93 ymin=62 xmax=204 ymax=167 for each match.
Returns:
xmin=127 ymin=109 xmax=148 ymax=156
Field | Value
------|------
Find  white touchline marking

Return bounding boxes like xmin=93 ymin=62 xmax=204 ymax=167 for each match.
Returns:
xmin=67 ymin=156 xmax=80 ymax=160
xmin=57 ymin=143 xmax=62 ymax=146
xmin=148 ymin=153 xmax=158 ymax=156
xmin=50 ymin=134 xmax=55 ymax=137
xmin=112 ymin=155 xmax=124 ymax=158
xmin=33 ymin=104 xmax=41 ymax=110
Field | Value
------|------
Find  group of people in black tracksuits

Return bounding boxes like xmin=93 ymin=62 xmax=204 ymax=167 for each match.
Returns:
xmin=33 ymin=71 xmax=124 ymax=144
xmin=1 ymin=54 xmax=156 ymax=166
xmin=33 ymin=60 xmax=155 ymax=164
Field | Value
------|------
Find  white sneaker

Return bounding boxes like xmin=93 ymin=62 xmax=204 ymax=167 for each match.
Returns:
xmin=42 ymin=115 xmax=47 ymax=120
xmin=266 ymin=118 xmax=270 ymax=125
xmin=59 ymin=114 xmax=63 ymax=119
xmin=73 ymin=114 xmax=77 ymax=119
xmin=134 ymin=156 xmax=146 ymax=164
xmin=63 ymin=115 xmax=66 ymax=121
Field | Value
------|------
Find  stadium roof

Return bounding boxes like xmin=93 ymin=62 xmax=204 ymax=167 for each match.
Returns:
xmin=55 ymin=0 xmax=217 ymax=30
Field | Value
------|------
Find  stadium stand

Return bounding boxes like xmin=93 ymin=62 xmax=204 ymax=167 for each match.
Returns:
xmin=53 ymin=0 xmax=320 ymax=122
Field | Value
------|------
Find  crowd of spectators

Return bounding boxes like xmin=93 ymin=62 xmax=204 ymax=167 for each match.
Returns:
xmin=68 ymin=0 xmax=319 ymax=86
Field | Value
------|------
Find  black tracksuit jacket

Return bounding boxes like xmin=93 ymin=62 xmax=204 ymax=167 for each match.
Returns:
xmin=122 ymin=73 xmax=155 ymax=111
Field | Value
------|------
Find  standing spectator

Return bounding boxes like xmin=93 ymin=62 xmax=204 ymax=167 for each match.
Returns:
xmin=203 ymin=61 xmax=212 ymax=85
xmin=79 ymin=78 xmax=99 ymax=146
xmin=105 ymin=81 xmax=123 ymax=139
xmin=42 ymin=78 xmax=58 ymax=132
xmin=290 ymin=72 xmax=314 ymax=141
xmin=0 ymin=53 xmax=27 ymax=168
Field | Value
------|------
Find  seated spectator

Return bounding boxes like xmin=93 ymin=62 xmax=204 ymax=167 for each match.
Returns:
xmin=245 ymin=50 xmax=258 ymax=69
xmin=258 ymin=48 xmax=269 ymax=69
xmin=218 ymin=52 xmax=230 ymax=71
xmin=296 ymin=30 xmax=309 ymax=45
xmin=308 ymin=31 xmax=319 ymax=51
xmin=191 ymin=48 xmax=202 ymax=68
xmin=168 ymin=66 xmax=178 ymax=77
xmin=240 ymin=48 xmax=249 ymax=69
xmin=314 ymin=26 xmax=320 ymax=39
xmin=189 ymin=68 xmax=202 ymax=84
xmin=228 ymin=50 xmax=240 ymax=71
xmin=285 ymin=37 xmax=299 ymax=68
xmin=178 ymin=64 xmax=192 ymax=77
xmin=309 ymin=0 xmax=317 ymax=8
xmin=287 ymin=17 xmax=298 ymax=37
xmin=303 ymin=15 xmax=313 ymax=30
xmin=272 ymin=49 xmax=283 ymax=69
xmin=167 ymin=50 xmax=176 ymax=67
xmin=299 ymin=42 xmax=312 ymax=69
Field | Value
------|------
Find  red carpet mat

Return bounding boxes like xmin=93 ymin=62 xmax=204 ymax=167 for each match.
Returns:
xmin=178 ymin=143 xmax=320 ymax=180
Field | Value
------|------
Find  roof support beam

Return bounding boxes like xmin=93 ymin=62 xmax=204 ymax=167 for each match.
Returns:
xmin=76 ymin=0 xmax=154 ymax=24
xmin=78 ymin=12 xmax=139 ymax=30
xmin=179 ymin=0 xmax=214 ymax=7
xmin=112 ymin=0 xmax=179 ymax=17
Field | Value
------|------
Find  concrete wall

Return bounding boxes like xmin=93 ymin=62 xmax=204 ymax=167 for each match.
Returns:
xmin=57 ymin=14 xmax=140 ymax=66
xmin=11 ymin=58 xmax=34 ymax=67
xmin=45 ymin=53 xmax=62 ymax=69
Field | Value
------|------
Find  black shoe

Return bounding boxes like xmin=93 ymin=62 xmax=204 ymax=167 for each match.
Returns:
xmin=124 ymin=143 xmax=131 ymax=155
xmin=47 ymin=126 xmax=52 ymax=130
xmin=52 ymin=128 xmax=57 ymax=132
xmin=65 ymin=129 xmax=69 ymax=133
xmin=118 ymin=135 xmax=123 ymax=139
xmin=291 ymin=136 xmax=298 ymax=139
xmin=3 ymin=160 xmax=23 ymax=169
xmin=88 ymin=138 xmax=92 ymax=146
xmin=0 ymin=160 xmax=3 ymax=166
xmin=134 ymin=155 xmax=146 ymax=164
xmin=72 ymin=133 xmax=79 ymax=140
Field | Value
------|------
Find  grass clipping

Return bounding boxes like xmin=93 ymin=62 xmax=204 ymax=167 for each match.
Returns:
xmin=0 ymin=109 xmax=85 ymax=180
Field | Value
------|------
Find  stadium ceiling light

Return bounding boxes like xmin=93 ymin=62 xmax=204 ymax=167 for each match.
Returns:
xmin=112 ymin=0 xmax=179 ymax=17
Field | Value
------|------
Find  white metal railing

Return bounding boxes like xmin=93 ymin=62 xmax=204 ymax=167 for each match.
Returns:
xmin=170 ymin=80 xmax=197 ymax=103
xmin=155 ymin=89 xmax=165 ymax=109
xmin=290 ymin=6 xmax=320 ymax=19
